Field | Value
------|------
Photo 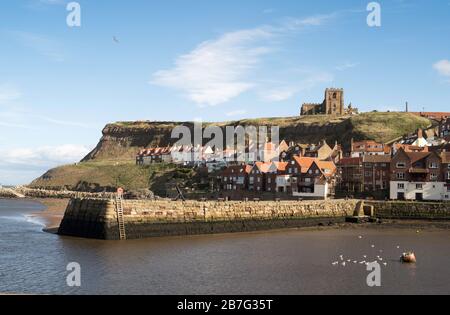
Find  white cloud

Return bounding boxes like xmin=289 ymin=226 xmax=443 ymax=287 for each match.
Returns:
xmin=0 ymin=85 xmax=21 ymax=104
xmin=8 ymin=31 xmax=64 ymax=62
xmin=335 ymin=62 xmax=359 ymax=71
xmin=433 ymin=59 xmax=450 ymax=77
xmin=151 ymin=14 xmax=336 ymax=106
xmin=0 ymin=144 xmax=91 ymax=168
xmin=226 ymin=109 xmax=247 ymax=117
xmin=152 ymin=27 xmax=273 ymax=106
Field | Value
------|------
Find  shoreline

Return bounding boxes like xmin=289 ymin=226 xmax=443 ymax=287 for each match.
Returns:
xmin=3 ymin=197 xmax=450 ymax=239
xmin=27 ymin=198 xmax=69 ymax=232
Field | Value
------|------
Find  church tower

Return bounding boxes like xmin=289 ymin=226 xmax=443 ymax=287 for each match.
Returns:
xmin=324 ymin=88 xmax=344 ymax=115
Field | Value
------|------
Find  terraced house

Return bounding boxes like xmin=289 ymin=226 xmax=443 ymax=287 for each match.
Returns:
xmin=440 ymin=118 xmax=450 ymax=141
xmin=390 ymin=149 xmax=449 ymax=201
xmin=363 ymin=155 xmax=391 ymax=192
xmin=221 ymin=165 xmax=252 ymax=191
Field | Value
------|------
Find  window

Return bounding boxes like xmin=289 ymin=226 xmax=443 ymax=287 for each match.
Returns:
xmin=396 ymin=162 xmax=406 ymax=168
xmin=268 ymin=178 xmax=272 ymax=184
xmin=308 ymin=170 xmax=313 ymax=174
xmin=305 ymin=178 xmax=311 ymax=183
xmin=257 ymin=177 xmax=261 ymax=183
xmin=416 ymin=184 xmax=423 ymax=190
xmin=294 ymin=168 xmax=298 ymax=173
xmin=398 ymin=183 xmax=405 ymax=189
xmin=429 ymin=162 xmax=438 ymax=169
xmin=397 ymin=173 xmax=405 ymax=180
xmin=430 ymin=173 xmax=438 ymax=180
xmin=224 ymin=177 xmax=228 ymax=182
xmin=365 ymin=172 xmax=371 ymax=177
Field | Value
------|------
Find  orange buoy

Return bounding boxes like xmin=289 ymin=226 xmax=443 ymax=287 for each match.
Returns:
xmin=401 ymin=252 xmax=417 ymax=263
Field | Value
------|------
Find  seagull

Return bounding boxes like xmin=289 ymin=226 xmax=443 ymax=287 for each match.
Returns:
xmin=342 ymin=262 xmax=346 ymax=267
xmin=378 ymin=258 xmax=383 ymax=261
xmin=113 ymin=36 xmax=120 ymax=44
xmin=359 ymin=261 xmax=366 ymax=264
xmin=347 ymin=259 xmax=351 ymax=262
xmin=332 ymin=261 xmax=339 ymax=266
xmin=363 ymin=255 xmax=367 ymax=258
xmin=353 ymin=261 xmax=358 ymax=264
xmin=358 ymin=236 xmax=363 ymax=239
xmin=397 ymin=246 xmax=400 ymax=249
xmin=383 ymin=262 xmax=388 ymax=267
xmin=371 ymin=245 xmax=375 ymax=248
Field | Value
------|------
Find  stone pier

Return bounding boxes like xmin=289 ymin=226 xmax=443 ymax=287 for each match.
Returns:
xmin=58 ymin=199 xmax=358 ymax=240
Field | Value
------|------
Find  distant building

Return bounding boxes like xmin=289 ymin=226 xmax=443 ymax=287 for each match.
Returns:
xmin=362 ymin=155 xmax=391 ymax=192
xmin=412 ymin=112 xmax=450 ymax=121
xmin=336 ymin=157 xmax=363 ymax=193
xmin=300 ymin=88 xmax=358 ymax=116
xmin=439 ymin=118 xmax=450 ymax=141
xmin=350 ymin=140 xmax=391 ymax=158
xmin=390 ymin=149 xmax=449 ymax=201
xmin=136 ymin=147 xmax=172 ymax=165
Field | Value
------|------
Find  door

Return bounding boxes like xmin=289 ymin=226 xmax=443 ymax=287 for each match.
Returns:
xmin=397 ymin=192 xmax=405 ymax=200
xmin=416 ymin=193 xmax=423 ymax=201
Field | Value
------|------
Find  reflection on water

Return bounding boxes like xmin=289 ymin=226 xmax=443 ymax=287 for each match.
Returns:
xmin=0 ymin=199 xmax=449 ymax=295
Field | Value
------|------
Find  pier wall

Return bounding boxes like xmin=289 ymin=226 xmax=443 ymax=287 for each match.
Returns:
xmin=369 ymin=201 xmax=450 ymax=220
xmin=58 ymin=199 xmax=358 ymax=240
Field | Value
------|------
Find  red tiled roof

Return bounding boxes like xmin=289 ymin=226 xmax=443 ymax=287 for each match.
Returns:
xmin=337 ymin=157 xmax=363 ymax=166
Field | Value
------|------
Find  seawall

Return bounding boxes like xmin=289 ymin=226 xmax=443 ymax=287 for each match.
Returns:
xmin=369 ymin=201 xmax=450 ymax=220
xmin=58 ymin=199 xmax=358 ymax=240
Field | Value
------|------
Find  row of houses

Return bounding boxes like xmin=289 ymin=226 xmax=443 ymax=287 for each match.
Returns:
xmin=220 ymin=157 xmax=337 ymax=199
xmin=337 ymin=149 xmax=450 ymax=201
xmin=136 ymin=120 xmax=450 ymax=201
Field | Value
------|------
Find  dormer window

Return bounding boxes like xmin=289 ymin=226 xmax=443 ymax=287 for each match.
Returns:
xmin=396 ymin=162 xmax=406 ymax=168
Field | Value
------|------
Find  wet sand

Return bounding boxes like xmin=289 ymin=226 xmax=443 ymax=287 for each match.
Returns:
xmin=28 ymin=198 xmax=69 ymax=232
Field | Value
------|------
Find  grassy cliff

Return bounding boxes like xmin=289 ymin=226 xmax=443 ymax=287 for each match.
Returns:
xmin=30 ymin=112 xmax=431 ymax=193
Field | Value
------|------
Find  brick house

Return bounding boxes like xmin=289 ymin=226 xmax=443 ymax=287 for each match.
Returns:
xmin=336 ymin=157 xmax=363 ymax=193
xmin=221 ymin=165 xmax=252 ymax=191
xmin=350 ymin=140 xmax=391 ymax=157
xmin=363 ymin=155 xmax=391 ymax=192
xmin=265 ymin=162 xmax=288 ymax=193
xmin=248 ymin=162 xmax=270 ymax=192
xmin=292 ymin=159 xmax=337 ymax=199
xmin=442 ymin=152 xmax=450 ymax=198
xmin=439 ymin=118 xmax=450 ymax=141
xmin=390 ymin=149 xmax=448 ymax=201
xmin=136 ymin=147 xmax=172 ymax=165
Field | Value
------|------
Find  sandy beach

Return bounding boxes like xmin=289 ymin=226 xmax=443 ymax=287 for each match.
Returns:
xmin=28 ymin=198 xmax=69 ymax=232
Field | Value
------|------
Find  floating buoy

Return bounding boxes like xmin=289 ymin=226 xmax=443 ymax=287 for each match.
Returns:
xmin=401 ymin=252 xmax=417 ymax=264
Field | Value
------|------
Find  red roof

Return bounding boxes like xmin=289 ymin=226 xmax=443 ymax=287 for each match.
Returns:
xmin=337 ymin=157 xmax=363 ymax=166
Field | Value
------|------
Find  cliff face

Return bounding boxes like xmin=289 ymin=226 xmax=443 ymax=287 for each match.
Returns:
xmin=82 ymin=112 xmax=432 ymax=162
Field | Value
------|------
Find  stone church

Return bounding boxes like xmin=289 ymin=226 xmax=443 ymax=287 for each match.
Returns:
xmin=301 ymin=88 xmax=358 ymax=116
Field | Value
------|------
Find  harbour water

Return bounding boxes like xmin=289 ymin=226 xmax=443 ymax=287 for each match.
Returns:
xmin=1 ymin=199 xmax=449 ymax=295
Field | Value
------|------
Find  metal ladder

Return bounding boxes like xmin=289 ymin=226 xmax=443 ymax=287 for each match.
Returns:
xmin=115 ymin=194 xmax=127 ymax=240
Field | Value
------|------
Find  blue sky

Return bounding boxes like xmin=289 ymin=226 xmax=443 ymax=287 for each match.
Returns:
xmin=1 ymin=0 xmax=450 ymax=184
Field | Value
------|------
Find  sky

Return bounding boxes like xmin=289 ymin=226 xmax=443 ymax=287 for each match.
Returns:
xmin=1 ymin=0 xmax=450 ymax=185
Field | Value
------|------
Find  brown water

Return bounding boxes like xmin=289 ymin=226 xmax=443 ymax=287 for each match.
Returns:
xmin=1 ymin=199 xmax=450 ymax=295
